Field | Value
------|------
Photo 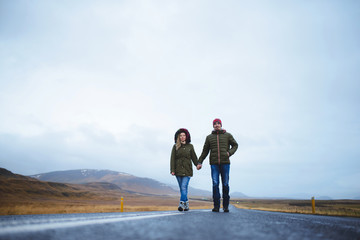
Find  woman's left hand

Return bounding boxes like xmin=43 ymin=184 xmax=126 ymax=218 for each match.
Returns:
xmin=171 ymin=172 xmax=175 ymax=175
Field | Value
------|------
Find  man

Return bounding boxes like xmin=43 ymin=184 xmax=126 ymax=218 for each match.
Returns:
xmin=197 ymin=118 xmax=238 ymax=212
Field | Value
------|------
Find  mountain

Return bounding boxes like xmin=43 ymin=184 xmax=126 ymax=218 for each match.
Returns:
xmin=0 ymin=168 xmax=99 ymax=200
xmin=0 ymin=168 xmax=34 ymax=181
xmin=31 ymin=169 xmax=178 ymax=196
xmin=230 ymin=191 xmax=250 ymax=198
xmin=167 ymin=184 xmax=211 ymax=197
xmin=188 ymin=186 xmax=211 ymax=197
xmin=0 ymin=168 xmax=214 ymax=215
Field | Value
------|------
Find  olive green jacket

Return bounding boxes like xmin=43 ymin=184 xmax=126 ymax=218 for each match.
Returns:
xmin=198 ymin=129 xmax=238 ymax=165
xmin=170 ymin=143 xmax=199 ymax=177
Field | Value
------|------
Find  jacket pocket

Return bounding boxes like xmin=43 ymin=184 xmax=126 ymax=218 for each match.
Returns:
xmin=221 ymin=151 xmax=230 ymax=161
xmin=185 ymin=160 xmax=192 ymax=171
xmin=175 ymin=160 xmax=182 ymax=173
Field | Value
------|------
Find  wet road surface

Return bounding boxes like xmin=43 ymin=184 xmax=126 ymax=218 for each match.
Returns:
xmin=1 ymin=205 xmax=359 ymax=240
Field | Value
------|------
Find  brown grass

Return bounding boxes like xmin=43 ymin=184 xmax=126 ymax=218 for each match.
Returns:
xmin=1 ymin=203 xmax=176 ymax=215
xmin=2 ymin=177 xmax=357 ymax=217
xmin=0 ymin=195 xmax=213 ymax=215
xmin=231 ymin=199 xmax=360 ymax=218
xmin=0 ymin=175 xmax=213 ymax=215
xmin=0 ymin=169 xmax=215 ymax=215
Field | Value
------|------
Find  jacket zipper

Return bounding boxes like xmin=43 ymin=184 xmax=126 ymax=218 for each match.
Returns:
xmin=217 ymin=132 xmax=220 ymax=165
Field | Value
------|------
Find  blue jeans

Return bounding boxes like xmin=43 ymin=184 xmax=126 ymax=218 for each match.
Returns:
xmin=211 ymin=164 xmax=230 ymax=209
xmin=176 ymin=176 xmax=190 ymax=202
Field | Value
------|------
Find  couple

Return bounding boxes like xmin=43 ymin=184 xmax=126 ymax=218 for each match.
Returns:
xmin=170 ymin=118 xmax=238 ymax=213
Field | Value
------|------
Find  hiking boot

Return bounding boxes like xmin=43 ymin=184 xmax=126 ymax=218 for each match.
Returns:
xmin=184 ymin=201 xmax=189 ymax=211
xmin=178 ymin=201 xmax=185 ymax=211
xmin=223 ymin=208 xmax=229 ymax=213
xmin=212 ymin=207 xmax=219 ymax=212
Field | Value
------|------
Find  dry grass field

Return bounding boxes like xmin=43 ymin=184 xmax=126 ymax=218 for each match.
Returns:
xmin=0 ymin=189 xmax=213 ymax=215
xmin=0 ymin=196 xmax=213 ymax=215
xmin=231 ymin=199 xmax=360 ymax=218
xmin=4 ymin=169 xmax=358 ymax=217
xmin=0 ymin=179 xmax=213 ymax=215
xmin=0 ymin=168 xmax=213 ymax=215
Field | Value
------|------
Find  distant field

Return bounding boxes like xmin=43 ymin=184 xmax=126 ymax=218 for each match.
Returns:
xmin=0 ymin=171 xmax=213 ymax=215
xmin=231 ymin=199 xmax=360 ymax=218
xmin=4 ymin=195 xmax=360 ymax=217
xmin=4 ymin=170 xmax=358 ymax=217
xmin=0 ymin=195 xmax=213 ymax=215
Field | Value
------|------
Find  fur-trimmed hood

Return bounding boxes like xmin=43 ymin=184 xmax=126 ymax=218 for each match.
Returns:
xmin=174 ymin=128 xmax=191 ymax=143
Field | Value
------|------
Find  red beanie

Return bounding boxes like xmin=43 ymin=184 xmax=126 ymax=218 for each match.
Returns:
xmin=213 ymin=118 xmax=222 ymax=126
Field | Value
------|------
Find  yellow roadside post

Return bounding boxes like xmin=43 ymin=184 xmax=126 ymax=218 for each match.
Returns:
xmin=121 ymin=197 xmax=124 ymax=212
xmin=311 ymin=197 xmax=315 ymax=214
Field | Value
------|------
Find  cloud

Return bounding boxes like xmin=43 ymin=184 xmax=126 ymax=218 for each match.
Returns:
xmin=1 ymin=0 xmax=359 ymax=198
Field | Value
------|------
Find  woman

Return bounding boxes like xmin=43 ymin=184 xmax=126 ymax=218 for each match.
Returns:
xmin=170 ymin=128 xmax=200 ymax=211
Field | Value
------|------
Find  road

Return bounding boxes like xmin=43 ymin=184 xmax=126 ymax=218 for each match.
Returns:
xmin=0 ymin=205 xmax=359 ymax=240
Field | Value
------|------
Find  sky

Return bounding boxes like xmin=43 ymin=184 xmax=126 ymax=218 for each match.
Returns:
xmin=1 ymin=0 xmax=359 ymax=199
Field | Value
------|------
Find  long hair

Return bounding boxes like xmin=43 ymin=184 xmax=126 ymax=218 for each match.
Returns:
xmin=175 ymin=135 xmax=182 ymax=150
xmin=174 ymin=128 xmax=191 ymax=150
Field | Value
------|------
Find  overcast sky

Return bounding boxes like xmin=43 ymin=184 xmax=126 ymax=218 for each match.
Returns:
xmin=1 ymin=0 xmax=359 ymax=199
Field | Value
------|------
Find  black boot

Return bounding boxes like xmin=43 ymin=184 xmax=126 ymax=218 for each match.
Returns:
xmin=212 ymin=207 xmax=219 ymax=212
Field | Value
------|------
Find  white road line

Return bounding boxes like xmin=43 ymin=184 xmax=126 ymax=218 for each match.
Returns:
xmin=0 ymin=212 xmax=182 ymax=235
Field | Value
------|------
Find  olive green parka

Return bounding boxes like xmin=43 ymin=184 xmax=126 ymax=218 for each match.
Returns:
xmin=198 ymin=129 xmax=238 ymax=165
xmin=170 ymin=143 xmax=199 ymax=176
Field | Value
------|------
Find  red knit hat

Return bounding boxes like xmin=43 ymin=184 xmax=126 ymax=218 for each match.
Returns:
xmin=213 ymin=118 xmax=222 ymax=126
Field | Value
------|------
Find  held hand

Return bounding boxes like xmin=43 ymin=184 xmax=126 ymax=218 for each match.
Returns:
xmin=171 ymin=172 xmax=175 ymax=176
xmin=196 ymin=164 xmax=202 ymax=170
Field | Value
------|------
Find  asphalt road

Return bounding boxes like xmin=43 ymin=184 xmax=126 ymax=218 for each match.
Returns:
xmin=1 ymin=205 xmax=359 ymax=240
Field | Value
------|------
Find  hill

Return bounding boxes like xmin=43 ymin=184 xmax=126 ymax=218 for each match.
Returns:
xmin=0 ymin=168 xmax=213 ymax=215
xmin=0 ymin=168 xmax=107 ymax=201
xmin=30 ymin=169 xmax=178 ymax=196
xmin=230 ymin=191 xmax=250 ymax=198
